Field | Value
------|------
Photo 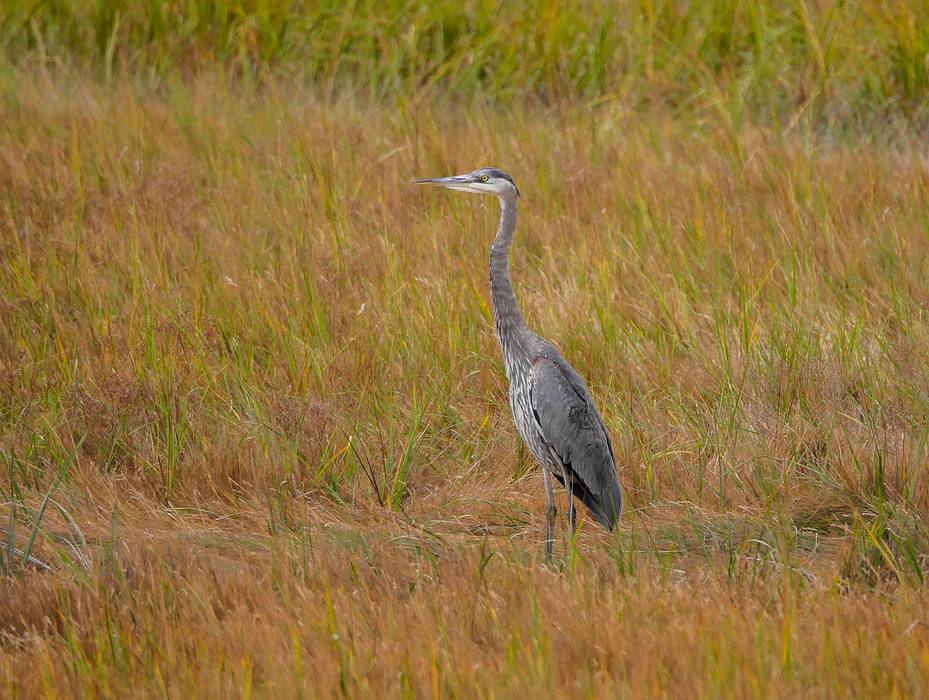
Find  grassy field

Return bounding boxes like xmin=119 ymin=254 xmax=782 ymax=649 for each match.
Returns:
xmin=3 ymin=2 xmax=929 ymax=697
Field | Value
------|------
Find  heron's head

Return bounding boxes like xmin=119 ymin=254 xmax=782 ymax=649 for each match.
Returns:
xmin=414 ymin=167 xmax=519 ymax=199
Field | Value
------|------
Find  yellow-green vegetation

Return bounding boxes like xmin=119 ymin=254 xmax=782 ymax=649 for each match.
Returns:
xmin=3 ymin=2 xmax=929 ymax=697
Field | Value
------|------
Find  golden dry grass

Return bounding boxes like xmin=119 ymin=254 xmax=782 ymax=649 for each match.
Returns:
xmin=2 ymin=63 xmax=929 ymax=696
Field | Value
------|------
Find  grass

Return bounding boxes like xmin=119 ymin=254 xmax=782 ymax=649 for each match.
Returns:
xmin=4 ymin=0 xmax=929 ymax=125
xmin=2 ymin=2 xmax=929 ymax=696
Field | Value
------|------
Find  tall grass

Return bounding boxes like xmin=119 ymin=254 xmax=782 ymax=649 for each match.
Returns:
xmin=2 ymin=2 xmax=929 ymax=696
xmin=3 ymin=1 xmax=929 ymax=125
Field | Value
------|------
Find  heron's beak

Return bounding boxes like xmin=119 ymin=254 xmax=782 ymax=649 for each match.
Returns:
xmin=413 ymin=175 xmax=473 ymax=190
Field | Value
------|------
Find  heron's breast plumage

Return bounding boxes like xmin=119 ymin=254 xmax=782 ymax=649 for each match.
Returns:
xmin=501 ymin=338 xmax=552 ymax=470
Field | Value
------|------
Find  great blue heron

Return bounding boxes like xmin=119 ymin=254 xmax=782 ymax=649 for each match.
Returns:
xmin=415 ymin=167 xmax=623 ymax=558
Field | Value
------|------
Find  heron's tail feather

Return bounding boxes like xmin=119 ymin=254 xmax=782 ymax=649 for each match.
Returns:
xmin=598 ymin=478 xmax=623 ymax=531
xmin=552 ymin=471 xmax=623 ymax=531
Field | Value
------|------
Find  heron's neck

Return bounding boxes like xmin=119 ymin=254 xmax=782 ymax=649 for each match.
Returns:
xmin=490 ymin=196 xmax=529 ymax=356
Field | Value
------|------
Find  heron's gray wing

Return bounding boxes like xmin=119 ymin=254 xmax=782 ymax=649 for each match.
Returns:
xmin=529 ymin=355 xmax=623 ymax=530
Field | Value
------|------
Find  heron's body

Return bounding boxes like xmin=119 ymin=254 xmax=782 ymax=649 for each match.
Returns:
xmin=415 ymin=168 xmax=623 ymax=557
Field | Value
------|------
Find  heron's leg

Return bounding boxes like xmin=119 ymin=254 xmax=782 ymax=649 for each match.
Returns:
xmin=542 ymin=468 xmax=556 ymax=561
xmin=558 ymin=461 xmax=576 ymax=536
xmin=567 ymin=487 xmax=576 ymax=535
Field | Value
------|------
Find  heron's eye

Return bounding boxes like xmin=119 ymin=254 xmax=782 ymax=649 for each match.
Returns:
xmin=481 ymin=175 xmax=489 ymax=182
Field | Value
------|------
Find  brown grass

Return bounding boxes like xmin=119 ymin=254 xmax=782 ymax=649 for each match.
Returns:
xmin=1 ymin=65 xmax=929 ymax=696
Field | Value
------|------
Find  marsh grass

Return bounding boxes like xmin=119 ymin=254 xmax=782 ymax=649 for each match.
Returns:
xmin=2 ymin=2 xmax=929 ymax=696
xmin=4 ymin=0 xmax=929 ymax=126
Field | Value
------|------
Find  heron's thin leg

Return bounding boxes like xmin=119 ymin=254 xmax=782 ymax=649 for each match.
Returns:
xmin=542 ymin=468 xmax=556 ymax=561
xmin=567 ymin=487 xmax=576 ymax=535
xmin=558 ymin=461 xmax=576 ymax=536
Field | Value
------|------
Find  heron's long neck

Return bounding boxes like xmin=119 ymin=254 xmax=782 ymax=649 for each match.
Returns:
xmin=490 ymin=197 xmax=529 ymax=359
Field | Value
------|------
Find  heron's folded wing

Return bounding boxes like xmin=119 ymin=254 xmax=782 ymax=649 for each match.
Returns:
xmin=529 ymin=356 xmax=622 ymax=526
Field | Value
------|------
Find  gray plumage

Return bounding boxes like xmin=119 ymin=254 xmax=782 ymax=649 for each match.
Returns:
xmin=415 ymin=167 xmax=623 ymax=557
